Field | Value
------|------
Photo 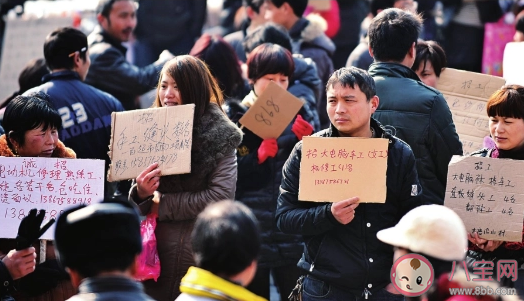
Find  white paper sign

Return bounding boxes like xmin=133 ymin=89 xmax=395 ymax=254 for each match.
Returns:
xmin=0 ymin=157 xmax=104 ymax=240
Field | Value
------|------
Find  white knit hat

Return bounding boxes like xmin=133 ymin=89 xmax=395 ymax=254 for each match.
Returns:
xmin=377 ymin=205 xmax=468 ymax=261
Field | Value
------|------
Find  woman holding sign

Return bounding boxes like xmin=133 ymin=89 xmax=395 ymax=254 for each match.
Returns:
xmin=0 ymin=92 xmax=76 ymax=301
xmin=226 ymin=43 xmax=315 ymax=299
xmin=468 ymin=85 xmax=524 ymax=295
xmin=129 ymin=55 xmax=243 ymax=301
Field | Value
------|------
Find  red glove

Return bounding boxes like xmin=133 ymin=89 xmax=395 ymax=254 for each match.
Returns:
xmin=257 ymin=139 xmax=278 ymax=164
xmin=292 ymin=115 xmax=314 ymax=140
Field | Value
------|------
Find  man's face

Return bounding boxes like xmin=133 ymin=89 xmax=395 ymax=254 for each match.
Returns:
xmin=264 ymin=1 xmax=287 ymax=27
xmin=326 ymin=82 xmax=378 ymax=137
xmin=100 ymin=0 xmax=137 ymax=43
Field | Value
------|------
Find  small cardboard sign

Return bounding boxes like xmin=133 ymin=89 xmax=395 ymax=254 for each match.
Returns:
xmin=107 ymin=104 xmax=195 ymax=181
xmin=444 ymin=156 xmax=524 ymax=242
xmin=0 ymin=157 xmax=105 ymax=240
xmin=298 ymin=137 xmax=388 ymax=203
xmin=436 ymin=68 xmax=505 ymax=155
xmin=239 ymin=82 xmax=304 ymax=139
xmin=503 ymin=42 xmax=524 ymax=86
xmin=309 ymin=0 xmax=331 ymax=11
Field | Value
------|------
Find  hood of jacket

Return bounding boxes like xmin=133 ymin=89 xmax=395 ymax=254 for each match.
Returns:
xmin=0 ymin=134 xmax=76 ymax=158
xmin=290 ymin=55 xmax=321 ymax=100
xmin=289 ymin=17 xmax=336 ymax=57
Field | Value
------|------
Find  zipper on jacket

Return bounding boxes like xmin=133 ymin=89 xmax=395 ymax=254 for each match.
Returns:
xmin=363 ymin=288 xmax=372 ymax=299
xmin=362 ymin=205 xmax=371 ymax=300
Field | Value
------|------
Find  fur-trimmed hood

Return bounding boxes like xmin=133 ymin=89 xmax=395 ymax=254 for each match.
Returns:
xmin=158 ymin=103 xmax=243 ymax=192
xmin=0 ymin=134 xmax=76 ymax=158
xmin=289 ymin=16 xmax=336 ymax=56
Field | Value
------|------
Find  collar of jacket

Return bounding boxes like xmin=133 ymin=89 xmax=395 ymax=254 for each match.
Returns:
xmin=42 ymin=70 xmax=81 ymax=84
xmin=368 ymin=62 xmax=420 ymax=82
xmin=0 ymin=134 xmax=76 ymax=158
xmin=90 ymin=27 xmax=128 ymax=56
xmin=288 ymin=17 xmax=309 ymax=40
xmin=180 ymin=267 xmax=267 ymax=301
xmin=327 ymin=117 xmax=393 ymax=141
xmin=78 ymin=275 xmax=145 ymax=294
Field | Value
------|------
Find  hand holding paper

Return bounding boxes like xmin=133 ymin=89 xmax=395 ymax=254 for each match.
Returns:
xmin=258 ymin=139 xmax=278 ymax=164
xmin=330 ymin=197 xmax=359 ymax=225
xmin=137 ymin=163 xmax=162 ymax=200
xmin=292 ymin=115 xmax=314 ymax=140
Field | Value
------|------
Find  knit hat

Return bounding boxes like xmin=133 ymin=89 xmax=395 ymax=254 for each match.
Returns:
xmin=54 ymin=201 xmax=142 ymax=270
xmin=377 ymin=205 xmax=468 ymax=261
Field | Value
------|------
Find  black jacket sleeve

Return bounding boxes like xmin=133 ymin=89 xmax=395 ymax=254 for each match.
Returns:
xmin=0 ymin=259 xmax=14 ymax=297
xmin=276 ymin=142 xmax=339 ymax=236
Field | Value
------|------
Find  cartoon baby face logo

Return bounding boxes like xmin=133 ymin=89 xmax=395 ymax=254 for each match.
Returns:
xmin=391 ymin=253 xmax=434 ymax=297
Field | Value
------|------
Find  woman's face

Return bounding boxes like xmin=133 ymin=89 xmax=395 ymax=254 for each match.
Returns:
xmin=159 ymin=73 xmax=182 ymax=107
xmin=253 ymin=73 xmax=289 ymax=96
xmin=15 ymin=124 xmax=58 ymax=157
xmin=416 ymin=60 xmax=438 ymax=88
xmin=489 ymin=116 xmax=524 ymax=151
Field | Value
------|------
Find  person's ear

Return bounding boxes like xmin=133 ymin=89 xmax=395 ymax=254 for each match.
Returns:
xmin=66 ymin=268 xmax=82 ymax=288
xmin=370 ymin=95 xmax=379 ymax=113
xmin=408 ymin=42 xmax=416 ymax=59
xmin=129 ymin=254 xmax=138 ymax=277
xmin=7 ymin=131 xmax=19 ymax=149
xmin=368 ymin=45 xmax=374 ymax=58
xmin=97 ymin=13 xmax=107 ymax=28
xmin=282 ymin=2 xmax=292 ymax=15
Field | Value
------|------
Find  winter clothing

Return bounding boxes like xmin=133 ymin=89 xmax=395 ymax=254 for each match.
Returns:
xmin=66 ymin=276 xmax=154 ymax=301
xmin=276 ymin=118 xmax=423 ymax=297
xmin=369 ymin=62 xmax=463 ymax=205
xmin=176 ymin=267 xmax=267 ymax=301
xmin=289 ymin=16 xmax=336 ymax=129
xmin=0 ymin=259 xmax=15 ymax=298
xmin=130 ymin=103 xmax=242 ymax=301
xmin=345 ymin=36 xmax=373 ymax=70
xmin=86 ymin=27 xmax=168 ymax=110
xmin=24 ymin=70 xmax=124 ymax=167
xmin=0 ymin=134 xmax=76 ymax=301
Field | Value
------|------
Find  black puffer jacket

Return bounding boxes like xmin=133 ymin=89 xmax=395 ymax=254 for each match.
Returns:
xmin=276 ymin=118 xmax=425 ymax=296
xmin=370 ymin=62 xmax=463 ymax=205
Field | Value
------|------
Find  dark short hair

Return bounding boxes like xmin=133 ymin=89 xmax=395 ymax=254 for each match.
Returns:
xmin=54 ymin=199 xmax=142 ymax=278
xmin=244 ymin=0 xmax=265 ymax=13
xmin=412 ymin=40 xmax=447 ymax=77
xmin=44 ymin=27 xmax=88 ymax=70
xmin=326 ymin=67 xmax=376 ymax=101
xmin=243 ymin=22 xmax=292 ymax=54
xmin=192 ymin=200 xmax=260 ymax=277
xmin=516 ymin=14 xmax=524 ymax=33
xmin=153 ymin=55 xmax=224 ymax=120
xmin=1 ymin=58 xmax=50 ymax=109
xmin=370 ymin=0 xmax=396 ymax=17
xmin=190 ymin=34 xmax=245 ymax=99
xmin=266 ymin=0 xmax=308 ymax=17
xmin=2 ymin=92 xmax=62 ymax=149
xmin=96 ymin=0 xmax=133 ymax=18
xmin=368 ymin=8 xmax=423 ymax=62
xmin=246 ymin=43 xmax=294 ymax=82
xmin=486 ymin=85 xmax=524 ymax=119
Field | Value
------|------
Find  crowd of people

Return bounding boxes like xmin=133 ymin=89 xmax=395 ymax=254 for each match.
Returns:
xmin=0 ymin=0 xmax=524 ymax=301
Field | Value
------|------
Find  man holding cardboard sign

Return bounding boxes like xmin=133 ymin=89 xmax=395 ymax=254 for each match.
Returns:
xmin=277 ymin=67 xmax=424 ymax=301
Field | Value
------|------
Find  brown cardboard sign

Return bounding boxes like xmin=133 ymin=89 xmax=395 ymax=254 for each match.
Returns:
xmin=298 ymin=137 xmax=388 ymax=203
xmin=436 ymin=68 xmax=505 ymax=155
xmin=444 ymin=156 xmax=524 ymax=242
xmin=107 ymin=104 xmax=195 ymax=181
xmin=309 ymin=0 xmax=331 ymax=11
xmin=239 ymin=82 xmax=304 ymax=139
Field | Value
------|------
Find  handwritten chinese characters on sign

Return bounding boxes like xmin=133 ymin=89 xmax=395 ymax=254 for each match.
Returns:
xmin=239 ymin=81 xmax=304 ymax=139
xmin=108 ymin=104 xmax=195 ymax=181
xmin=298 ymin=137 xmax=388 ymax=203
xmin=436 ymin=68 xmax=505 ymax=155
xmin=444 ymin=156 xmax=524 ymax=242
xmin=0 ymin=157 xmax=104 ymax=239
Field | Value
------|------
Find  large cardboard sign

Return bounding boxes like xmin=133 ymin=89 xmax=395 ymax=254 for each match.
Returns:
xmin=444 ymin=156 xmax=524 ymax=242
xmin=0 ymin=157 xmax=104 ymax=240
xmin=239 ymin=82 xmax=304 ymax=139
xmin=503 ymin=42 xmax=524 ymax=86
xmin=436 ymin=68 xmax=505 ymax=155
xmin=108 ymin=104 xmax=195 ymax=181
xmin=0 ymin=17 xmax=72 ymax=106
xmin=299 ymin=137 xmax=388 ymax=203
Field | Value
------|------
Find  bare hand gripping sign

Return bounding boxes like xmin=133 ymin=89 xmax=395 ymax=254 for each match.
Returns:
xmin=107 ymin=104 xmax=195 ymax=181
xmin=239 ymin=81 xmax=304 ymax=139
xmin=299 ymin=137 xmax=388 ymax=203
xmin=444 ymin=156 xmax=524 ymax=242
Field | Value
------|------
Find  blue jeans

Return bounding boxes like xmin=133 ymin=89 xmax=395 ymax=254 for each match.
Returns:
xmin=302 ymin=276 xmax=405 ymax=301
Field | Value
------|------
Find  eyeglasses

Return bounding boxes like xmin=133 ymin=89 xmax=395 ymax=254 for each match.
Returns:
xmin=68 ymin=47 xmax=87 ymax=57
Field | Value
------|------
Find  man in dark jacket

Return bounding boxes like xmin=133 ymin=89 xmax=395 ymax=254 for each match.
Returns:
xmin=25 ymin=27 xmax=124 ymax=197
xmin=264 ymin=0 xmax=335 ymax=128
xmin=85 ymin=0 xmax=174 ymax=110
xmin=276 ymin=67 xmax=424 ymax=300
xmin=368 ymin=8 xmax=462 ymax=205
xmin=55 ymin=199 xmax=153 ymax=301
